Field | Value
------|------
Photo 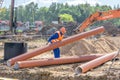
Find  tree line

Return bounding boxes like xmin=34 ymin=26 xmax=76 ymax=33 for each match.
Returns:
xmin=0 ymin=2 xmax=120 ymax=27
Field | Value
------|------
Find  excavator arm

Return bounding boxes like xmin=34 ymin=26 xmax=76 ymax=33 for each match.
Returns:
xmin=74 ymin=9 xmax=120 ymax=33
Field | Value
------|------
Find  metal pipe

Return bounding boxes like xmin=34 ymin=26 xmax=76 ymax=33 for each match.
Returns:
xmin=7 ymin=26 xmax=105 ymax=66
xmin=75 ymin=51 xmax=117 ymax=74
xmin=14 ymin=54 xmax=103 ymax=69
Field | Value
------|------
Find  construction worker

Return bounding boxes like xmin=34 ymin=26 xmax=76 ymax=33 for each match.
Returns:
xmin=47 ymin=27 xmax=66 ymax=58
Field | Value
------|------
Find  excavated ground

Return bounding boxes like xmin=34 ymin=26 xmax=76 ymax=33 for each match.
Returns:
xmin=0 ymin=36 xmax=120 ymax=80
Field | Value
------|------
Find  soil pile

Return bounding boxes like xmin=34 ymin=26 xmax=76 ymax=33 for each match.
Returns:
xmin=61 ymin=37 xmax=119 ymax=56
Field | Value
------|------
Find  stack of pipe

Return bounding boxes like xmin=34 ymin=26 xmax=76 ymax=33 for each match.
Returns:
xmin=14 ymin=54 xmax=103 ymax=69
xmin=7 ymin=26 xmax=105 ymax=66
xmin=6 ymin=26 xmax=106 ymax=71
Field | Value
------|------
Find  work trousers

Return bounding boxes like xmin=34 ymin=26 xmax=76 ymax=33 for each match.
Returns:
xmin=53 ymin=48 xmax=60 ymax=58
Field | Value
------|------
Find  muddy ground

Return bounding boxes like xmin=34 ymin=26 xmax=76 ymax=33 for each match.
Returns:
xmin=0 ymin=36 xmax=120 ymax=80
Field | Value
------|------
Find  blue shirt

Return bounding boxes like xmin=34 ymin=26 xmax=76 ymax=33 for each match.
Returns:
xmin=48 ymin=31 xmax=63 ymax=42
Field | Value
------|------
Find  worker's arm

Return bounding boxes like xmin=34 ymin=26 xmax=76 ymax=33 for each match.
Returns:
xmin=46 ymin=33 xmax=59 ymax=45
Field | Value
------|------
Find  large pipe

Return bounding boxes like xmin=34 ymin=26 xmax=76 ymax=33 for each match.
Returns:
xmin=14 ymin=54 xmax=103 ymax=69
xmin=75 ymin=51 xmax=117 ymax=74
xmin=7 ymin=26 xmax=105 ymax=66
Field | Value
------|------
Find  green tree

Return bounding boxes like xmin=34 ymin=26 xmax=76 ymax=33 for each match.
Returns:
xmin=38 ymin=7 xmax=49 ymax=22
xmin=1 ymin=2 xmax=120 ymax=27
xmin=0 ymin=7 xmax=9 ymax=20
xmin=59 ymin=13 xmax=74 ymax=22
xmin=17 ymin=6 xmax=24 ymax=22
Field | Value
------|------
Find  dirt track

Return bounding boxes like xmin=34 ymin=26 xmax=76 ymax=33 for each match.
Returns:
xmin=0 ymin=36 xmax=120 ymax=80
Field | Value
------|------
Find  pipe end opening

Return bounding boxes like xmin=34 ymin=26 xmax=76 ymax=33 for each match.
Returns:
xmin=14 ymin=62 xmax=19 ymax=70
xmin=75 ymin=67 xmax=82 ymax=75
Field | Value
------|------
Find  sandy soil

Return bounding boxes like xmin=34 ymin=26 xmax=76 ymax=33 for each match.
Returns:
xmin=0 ymin=36 xmax=120 ymax=80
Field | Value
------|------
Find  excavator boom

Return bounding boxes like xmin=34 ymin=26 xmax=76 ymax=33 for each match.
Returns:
xmin=74 ymin=9 xmax=120 ymax=33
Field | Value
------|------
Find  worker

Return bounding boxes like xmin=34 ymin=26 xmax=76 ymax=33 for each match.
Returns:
xmin=47 ymin=27 xmax=66 ymax=58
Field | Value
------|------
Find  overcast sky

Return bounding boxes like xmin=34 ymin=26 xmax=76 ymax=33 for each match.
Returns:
xmin=2 ymin=0 xmax=120 ymax=8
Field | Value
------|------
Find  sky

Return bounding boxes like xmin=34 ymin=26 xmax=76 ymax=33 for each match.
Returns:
xmin=1 ymin=0 xmax=120 ymax=8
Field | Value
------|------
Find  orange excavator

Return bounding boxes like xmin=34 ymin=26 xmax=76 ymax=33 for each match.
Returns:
xmin=74 ymin=9 xmax=120 ymax=33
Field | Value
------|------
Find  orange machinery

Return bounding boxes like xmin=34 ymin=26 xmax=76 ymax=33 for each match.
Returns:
xmin=74 ymin=9 xmax=120 ymax=33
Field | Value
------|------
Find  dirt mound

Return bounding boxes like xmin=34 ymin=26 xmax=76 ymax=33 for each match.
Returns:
xmin=41 ymin=22 xmax=79 ymax=36
xmin=61 ymin=37 xmax=118 ymax=56
xmin=103 ymin=22 xmax=120 ymax=36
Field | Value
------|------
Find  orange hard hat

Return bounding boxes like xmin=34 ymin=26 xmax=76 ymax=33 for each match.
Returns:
xmin=60 ymin=27 xmax=66 ymax=33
